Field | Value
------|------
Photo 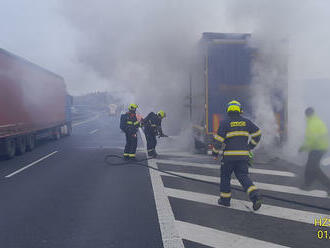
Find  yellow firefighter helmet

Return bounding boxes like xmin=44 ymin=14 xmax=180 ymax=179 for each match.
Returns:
xmin=157 ymin=110 xmax=166 ymax=119
xmin=227 ymin=100 xmax=242 ymax=113
xmin=128 ymin=103 xmax=138 ymax=111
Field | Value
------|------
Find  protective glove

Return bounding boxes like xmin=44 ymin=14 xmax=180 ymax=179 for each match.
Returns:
xmin=212 ymin=148 xmax=220 ymax=160
xmin=134 ymin=121 xmax=141 ymax=127
xmin=248 ymin=151 xmax=254 ymax=167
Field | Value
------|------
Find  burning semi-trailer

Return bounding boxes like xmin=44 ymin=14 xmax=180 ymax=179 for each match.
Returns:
xmin=191 ymin=33 xmax=288 ymax=153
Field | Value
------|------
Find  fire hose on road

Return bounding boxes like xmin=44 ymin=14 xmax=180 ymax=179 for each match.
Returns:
xmin=104 ymin=154 xmax=330 ymax=212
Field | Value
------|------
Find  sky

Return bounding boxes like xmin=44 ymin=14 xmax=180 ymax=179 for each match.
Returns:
xmin=1 ymin=0 xmax=330 ymax=155
xmin=1 ymin=1 xmax=330 ymax=93
xmin=1 ymin=1 xmax=330 ymax=90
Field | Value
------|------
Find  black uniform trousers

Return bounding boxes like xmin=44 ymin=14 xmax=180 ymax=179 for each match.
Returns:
xmin=124 ymin=132 xmax=137 ymax=157
xmin=220 ymin=159 xmax=258 ymax=203
xmin=145 ymin=128 xmax=157 ymax=153
xmin=304 ymin=150 xmax=330 ymax=190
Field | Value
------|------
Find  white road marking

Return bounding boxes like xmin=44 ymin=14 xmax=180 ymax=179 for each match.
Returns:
xmin=155 ymin=159 xmax=295 ymax=177
xmin=75 ymin=146 xmax=125 ymax=150
xmin=154 ymin=159 xmax=219 ymax=168
xmin=72 ymin=115 xmax=99 ymax=127
xmin=176 ymin=220 xmax=288 ymax=248
xmin=166 ymin=188 xmax=324 ymax=225
xmin=89 ymin=129 xmax=99 ymax=134
xmin=160 ymin=171 xmax=328 ymax=198
xmin=158 ymin=151 xmax=208 ymax=159
xmin=139 ymin=129 xmax=184 ymax=248
xmin=5 ymin=151 xmax=58 ymax=178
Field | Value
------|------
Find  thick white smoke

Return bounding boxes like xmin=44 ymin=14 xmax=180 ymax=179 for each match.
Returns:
xmin=2 ymin=0 xmax=330 ymax=155
xmin=57 ymin=0 xmax=229 ymax=134
xmin=226 ymin=0 xmax=330 ymax=161
xmin=247 ymin=38 xmax=288 ymax=147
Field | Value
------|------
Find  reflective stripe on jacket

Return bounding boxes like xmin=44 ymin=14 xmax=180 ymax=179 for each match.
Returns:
xmin=120 ymin=112 xmax=139 ymax=134
xmin=213 ymin=114 xmax=261 ymax=161
xmin=143 ymin=112 xmax=163 ymax=136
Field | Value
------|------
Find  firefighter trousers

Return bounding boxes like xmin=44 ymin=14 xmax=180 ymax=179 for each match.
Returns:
xmin=220 ymin=159 xmax=259 ymax=203
xmin=305 ymin=150 xmax=330 ymax=190
xmin=145 ymin=129 xmax=157 ymax=154
xmin=124 ymin=132 xmax=137 ymax=157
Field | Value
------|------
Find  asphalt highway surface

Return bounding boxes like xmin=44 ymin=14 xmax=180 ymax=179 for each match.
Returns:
xmin=0 ymin=115 xmax=162 ymax=248
xmin=0 ymin=114 xmax=329 ymax=248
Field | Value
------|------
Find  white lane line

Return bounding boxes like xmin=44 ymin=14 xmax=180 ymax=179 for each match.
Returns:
xmin=89 ymin=129 xmax=99 ymax=134
xmin=166 ymin=188 xmax=324 ymax=225
xmin=176 ymin=220 xmax=288 ymax=248
xmin=5 ymin=151 xmax=58 ymax=178
xmin=139 ymin=129 xmax=184 ymax=248
xmin=158 ymin=151 xmax=208 ymax=159
xmin=75 ymin=146 xmax=125 ymax=150
xmin=154 ymin=159 xmax=219 ymax=168
xmin=72 ymin=115 xmax=99 ymax=127
xmin=155 ymin=159 xmax=295 ymax=177
xmin=249 ymin=168 xmax=295 ymax=177
xmin=160 ymin=171 xmax=328 ymax=198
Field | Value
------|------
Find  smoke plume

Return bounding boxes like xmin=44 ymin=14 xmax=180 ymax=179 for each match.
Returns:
xmin=2 ymin=0 xmax=330 ymax=155
xmin=58 ymin=0 xmax=227 ymax=134
xmin=226 ymin=0 xmax=330 ymax=160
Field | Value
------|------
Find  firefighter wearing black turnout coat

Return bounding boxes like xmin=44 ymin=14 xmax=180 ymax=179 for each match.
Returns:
xmin=120 ymin=104 xmax=140 ymax=160
xmin=143 ymin=110 xmax=167 ymax=157
xmin=213 ymin=100 xmax=262 ymax=211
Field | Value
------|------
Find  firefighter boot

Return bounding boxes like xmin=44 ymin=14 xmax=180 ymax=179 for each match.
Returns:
xmin=251 ymin=194 xmax=262 ymax=211
xmin=152 ymin=150 xmax=158 ymax=158
xmin=148 ymin=150 xmax=154 ymax=158
xmin=217 ymin=197 xmax=230 ymax=207
xmin=130 ymin=157 xmax=137 ymax=161
xmin=123 ymin=154 xmax=130 ymax=161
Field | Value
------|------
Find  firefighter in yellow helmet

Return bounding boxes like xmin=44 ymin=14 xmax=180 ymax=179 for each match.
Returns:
xmin=213 ymin=100 xmax=263 ymax=211
xmin=142 ymin=110 xmax=168 ymax=158
xmin=299 ymin=107 xmax=330 ymax=193
xmin=120 ymin=104 xmax=140 ymax=160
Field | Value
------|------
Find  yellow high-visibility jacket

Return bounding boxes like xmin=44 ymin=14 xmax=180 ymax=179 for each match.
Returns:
xmin=303 ymin=114 xmax=329 ymax=151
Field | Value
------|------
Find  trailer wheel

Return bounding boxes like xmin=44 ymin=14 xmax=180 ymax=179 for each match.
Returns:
xmin=26 ymin=134 xmax=36 ymax=151
xmin=16 ymin=136 xmax=26 ymax=155
xmin=60 ymin=125 xmax=67 ymax=136
xmin=53 ymin=128 xmax=61 ymax=140
xmin=66 ymin=124 xmax=72 ymax=136
xmin=5 ymin=139 xmax=16 ymax=159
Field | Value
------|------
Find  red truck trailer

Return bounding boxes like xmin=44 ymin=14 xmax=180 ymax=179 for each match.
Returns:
xmin=0 ymin=48 xmax=72 ymax=159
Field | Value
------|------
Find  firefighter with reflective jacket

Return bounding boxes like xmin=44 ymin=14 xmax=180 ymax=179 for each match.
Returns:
xmin=143 ymin=110 xmax=167 ymax=157
xmin=120 ymin=104 xmax=140 ymax=160
xmin=213 ymin=100 xmax=263 ymax=211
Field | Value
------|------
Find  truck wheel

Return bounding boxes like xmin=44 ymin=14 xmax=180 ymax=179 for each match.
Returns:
xmin=16 ymin=136 xmax=26 ymax=155
xmin=53 ymin=128 xmax=61 ymax=140
xmin=26 ymin=134 xmax=36 ymax=151
xmin=5 ymin=139 xmax=16 ymax=159
xmin=66 ymin=124 xmax=72 ymax=136
xmin=61 ymin=125 xmax=67 ymax=136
